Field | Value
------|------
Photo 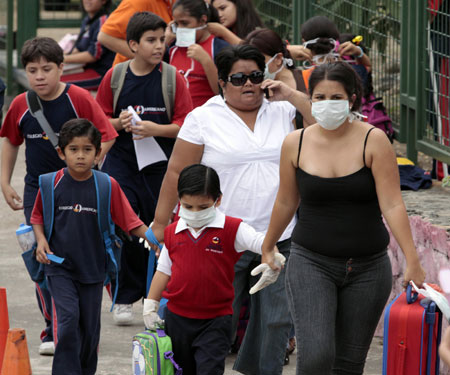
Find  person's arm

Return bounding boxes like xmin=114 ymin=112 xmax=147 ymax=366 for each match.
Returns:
xmin=147 ymin=270 xmax=170 ymax=301
xmin=131 ymin=122 xmax=181 ymax=140
xmin=64 ymin=51 xmax=96 ymax=64
xmin=439 ymin=327 xmax=450 ymax=367
xmin=368 ymin=128 xmax=425 ymax=287
xmin=287 ymin=44 xmax=313 ymax=62
xmin=186 ymin=44 xmax=219 ymax=94
xmin=151 ymin=139 xmax=204 ymax=242
xmin=130 ymin=224 xmax=149 ymax=240
xmin=1 ymin=138 xmax=23 ymax=210
xmin=33 ymin=224 xmax=53 ymax=264
xmin=261 ymin=132 xmax=300 ymax=268
xmin=97 ymin=31 xmax=134 ymax=60
xmin=207 ymin=22 xmax=242 ymax=45
xmin=338 ymin=41 xmax=371 ymax=72
xmin=262 ymin=79 xmax=315 ymax=126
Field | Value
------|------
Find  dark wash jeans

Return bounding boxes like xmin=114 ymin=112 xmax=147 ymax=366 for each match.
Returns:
xmin=286 ymin=242 xmax=392 ymax=375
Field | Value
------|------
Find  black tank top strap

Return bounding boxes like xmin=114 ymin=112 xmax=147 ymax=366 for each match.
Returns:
xmin=363 ymin=127 xmax=376 ymax=167
xmin=297 ymin=129 xmax=305 ymax=168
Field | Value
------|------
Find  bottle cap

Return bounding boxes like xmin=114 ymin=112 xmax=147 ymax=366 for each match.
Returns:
xmin=16 ymin=223 xmax=33 ymax=235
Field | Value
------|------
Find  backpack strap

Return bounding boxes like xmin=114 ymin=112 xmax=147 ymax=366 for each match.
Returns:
xmin=161 ymin=61 xmax=176 ymax=123
xmin=92 ymin=170 xmax=120 ymax=310
xmin=111 ymin=60 xmax=131 ymax=114
xmin=39 ymin=172 xmax=57 ymax=241
xmin=26 ymin=91 xmax=59 ymax=149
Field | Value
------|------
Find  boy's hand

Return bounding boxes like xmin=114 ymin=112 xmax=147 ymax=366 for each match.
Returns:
xmin=143 ymin=299 xmax=164 ymax=330
xmin=131 ymin=121 xmax=160 ymax=140
xmin=1 ymin=184 xmax=23 ymax=210
xmin=187 ymin=44 xmax=210 ymax=65
xmin=119 ymin=110 xmax=133 ymax=132
xmin=249 ymin=250 xmax=286 ymax=294
xmin=35 ymin=240 xmax=54 ymax=264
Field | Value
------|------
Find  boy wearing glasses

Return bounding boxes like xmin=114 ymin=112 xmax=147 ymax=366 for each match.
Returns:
xmin=95 ymin=11 xmax=192 ymax=325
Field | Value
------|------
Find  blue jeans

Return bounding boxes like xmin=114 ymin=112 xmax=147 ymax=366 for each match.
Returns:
xmin=286 ymin=242 xmax=392 ymax=375
xmin=232 ymin=239 xmax=291 ymax=375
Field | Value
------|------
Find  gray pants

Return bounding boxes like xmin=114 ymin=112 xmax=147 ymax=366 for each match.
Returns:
xmin=232 ymin=239 xmax=292 ymax=375
xmin=286 ymin=242 xmax=392 ymax=375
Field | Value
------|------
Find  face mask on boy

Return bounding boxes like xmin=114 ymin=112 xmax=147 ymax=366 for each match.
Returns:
xmin=174 ymin=25 xmax=207 ymax=47
xmin=178 ymin=202 xmax=217 ymax=228
xmin=311 ymin=100 xmax=350 ymax=130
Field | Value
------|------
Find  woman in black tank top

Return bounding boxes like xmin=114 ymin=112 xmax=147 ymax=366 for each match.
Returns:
xmin=258 ymin=62 xmax=425 ymax=374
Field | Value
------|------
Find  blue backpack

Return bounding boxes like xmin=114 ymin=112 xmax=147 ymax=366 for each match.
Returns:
xmin=39 ymin=169 xmax=122 ymax=311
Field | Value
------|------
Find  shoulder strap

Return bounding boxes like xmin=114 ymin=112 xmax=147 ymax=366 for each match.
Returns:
xmin=302 ymin=69 xmax=313 ymax=91
xmin=92 ymin=170 xmax=114 ymax=238
xmin=39 ymin=172 xmax=57 ymax=241
xmin=297 ymin=129 xmax=305 ymax=168
xmin=161 ymin=61 xmax=176 ymax=123
xmin=111 ymin=60 xmax=131 ymax=114
xmin=26 ymin=91 xmax=59 ymax=149
xmin=293 ymin=68 xmax=307 ymax=94
xmin=363 ymin=127 xmax=375 ymax=167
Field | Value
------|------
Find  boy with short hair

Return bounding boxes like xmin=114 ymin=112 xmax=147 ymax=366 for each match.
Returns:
xmin=96 ymin=11 xmax=193 ymax=324
xmin=0 ymin=36 xmax=117 ymax=355
xmin=31 ymin=119 xmax=150 ymax=374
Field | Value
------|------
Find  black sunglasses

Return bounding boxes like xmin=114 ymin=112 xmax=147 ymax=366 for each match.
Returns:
xmin=227 ymin=71 xmax=264 ymax=86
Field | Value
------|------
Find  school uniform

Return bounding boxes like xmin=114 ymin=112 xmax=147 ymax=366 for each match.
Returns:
xmin=169 ymin=35 xmax=229 ymax=108
xmin=0 ymin=83 xmax=117 ymax=345
xmin=96 ymin=63 xmax=192 ymax=304
xmin=157 ymin=210 xmax=264 ymax=375
xmin=30 ymin=168 xmax=143 ymax=375
xmin=61 ymin=14 xmax=115 ymax=90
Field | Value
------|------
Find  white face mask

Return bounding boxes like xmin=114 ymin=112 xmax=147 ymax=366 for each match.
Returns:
xmin=175 ymin=25 xmax=207 ymax=47
xmin=264 ymin=54 xmax=284 ymax=80
xmin=311 ymin=100 xmax=350 ymax=130
xmin=179 ymin=203 xmax=217 ymax=228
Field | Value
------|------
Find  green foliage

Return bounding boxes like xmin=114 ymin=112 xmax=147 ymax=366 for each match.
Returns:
xmin=254 ymin=0 xmax=294 ymax=41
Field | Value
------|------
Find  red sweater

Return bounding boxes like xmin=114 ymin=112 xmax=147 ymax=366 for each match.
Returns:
xmin=163 ymin=216 xmax=242 ymax=319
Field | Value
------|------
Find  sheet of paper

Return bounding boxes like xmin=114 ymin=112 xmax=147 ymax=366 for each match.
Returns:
xmin=127 ymin=106 xmax=168 ymax=170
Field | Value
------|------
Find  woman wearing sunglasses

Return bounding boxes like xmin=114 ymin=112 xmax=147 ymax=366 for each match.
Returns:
xmin=149 ymin=44 xmax=313 ymax=375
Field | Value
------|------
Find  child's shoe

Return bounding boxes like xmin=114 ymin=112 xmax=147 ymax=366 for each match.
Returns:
xmin=39 ymin=341 xmax=55 ymax=356
xmin=113 ymin=304 xmax=133 ymax=325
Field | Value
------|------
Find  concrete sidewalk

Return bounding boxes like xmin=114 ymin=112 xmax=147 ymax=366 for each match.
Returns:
xmin=0 ymin=144 xmax=383 ymax=374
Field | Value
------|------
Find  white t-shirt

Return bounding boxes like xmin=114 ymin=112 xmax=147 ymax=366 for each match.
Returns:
xmin=178 ymin=95 xmax=297 ymax=241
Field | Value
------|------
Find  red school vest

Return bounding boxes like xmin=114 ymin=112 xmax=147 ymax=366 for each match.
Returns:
xmin=169 ymin=34 xmax=216 ymax=108
xmin=163 ymin=216 xmax=242 ymax=319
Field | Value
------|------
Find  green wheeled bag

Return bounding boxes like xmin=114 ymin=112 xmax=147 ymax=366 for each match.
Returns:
xmin=132 ymin=328 xmax=182 ymax=375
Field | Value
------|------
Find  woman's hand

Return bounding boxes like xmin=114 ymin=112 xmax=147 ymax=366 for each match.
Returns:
xmin=207 ymin=22 xmax=228 ymax=39
xmin=187 ymin=44 xmax=211 ymax=65
xmin=261 ymin=79 xmax=296 ymax=102
xmin=403 ymin=259 xmax=426 ymax=288
xmin=250 ymin=247 xmax=286 ymax=294
xmin=338 ymin=41 xmax=362 ymax=58
xmin=287 ymin=44 xmax=313 ymax=62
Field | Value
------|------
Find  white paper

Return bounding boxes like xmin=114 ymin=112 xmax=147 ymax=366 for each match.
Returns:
xmin=127 ymin=106 xmax=168 ymax=170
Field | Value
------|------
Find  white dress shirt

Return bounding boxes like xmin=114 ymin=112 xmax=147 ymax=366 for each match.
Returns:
xmin=178 ymin=95 xmax=297 ymax=240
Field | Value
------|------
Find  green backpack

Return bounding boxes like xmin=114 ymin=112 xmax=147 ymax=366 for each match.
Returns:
xmin=110 ymin=60 xmax=176 ymax=122
xmin=132 ymin=328 xmax=182 ymax=375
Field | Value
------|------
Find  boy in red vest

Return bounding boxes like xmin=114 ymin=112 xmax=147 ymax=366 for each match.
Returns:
xmin=142 ymin=164 xmax=285 ymax=375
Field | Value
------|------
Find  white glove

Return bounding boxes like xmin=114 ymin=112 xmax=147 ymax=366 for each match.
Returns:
xmin=139 ymin=237 xmax=152 ymax=251
xmin=249 ymin=253 xmax=286 ymax=294
xmin=143 ymin=299 xmax=164 ymax=330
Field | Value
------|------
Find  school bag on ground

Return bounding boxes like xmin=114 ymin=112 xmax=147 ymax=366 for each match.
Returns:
xmin=132 ymin=328 xmax=182 ymax=375
xmin=382 ymin=284 xmax=442 ymax=375
xmin=110 ymin=60 xmax=176 ymax=121
xmin=38 ymin=169 xmax=123 ymax=311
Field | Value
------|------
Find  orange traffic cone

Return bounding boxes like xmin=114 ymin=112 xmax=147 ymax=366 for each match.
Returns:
xmin=0 ymin=328 xmax=32 ymax=375
xmin=0 ymin=287 xmax=9 ymax=371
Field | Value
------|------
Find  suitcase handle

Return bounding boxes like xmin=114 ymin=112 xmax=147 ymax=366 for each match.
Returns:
xmin=406 ymin=283 xmax=419 ymax=304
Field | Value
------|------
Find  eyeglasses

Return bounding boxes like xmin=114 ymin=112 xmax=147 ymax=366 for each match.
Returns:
xmin=227 ymin=71 xmax=264 ymax=86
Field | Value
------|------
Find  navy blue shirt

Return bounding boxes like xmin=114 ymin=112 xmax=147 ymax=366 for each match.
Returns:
xmin=75 ymin=14 xmax=114 ymax=75
xmin=102 ymin=63 xmax=174 ymax=176
xmin=45 ymin=170 xmax=105 ymax=283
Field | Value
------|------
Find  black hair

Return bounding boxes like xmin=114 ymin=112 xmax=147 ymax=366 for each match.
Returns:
xmin=178 ymin=164 xmax=222 ymax=200
xmin=126 ymin=12 xmax=167 ymax=44
xmin=243 ymin=28 xmax=295 ymax=70
xmin=309 ymin=62 xmax=363 ymax=111
xmin=173 ymin=0 xmax=219 ymax=23
xmin=81 ymin=0 xmax=112 ymax=19
xmin=211 ymin=0 xmax=264 ymax=39
xmin=215 ymin=44 xmax=265 ymax=82
xmin=21 ymin=37 xmax=64 ymax=67
xmin=58 ymin=119 xmax=102 ymax=153
xmin=300 ymin=16 xmax=340 ymax=55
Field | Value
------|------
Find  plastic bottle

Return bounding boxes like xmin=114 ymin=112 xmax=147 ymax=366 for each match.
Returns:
xmin=15 ymin=223 xmax=36 ymax=252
